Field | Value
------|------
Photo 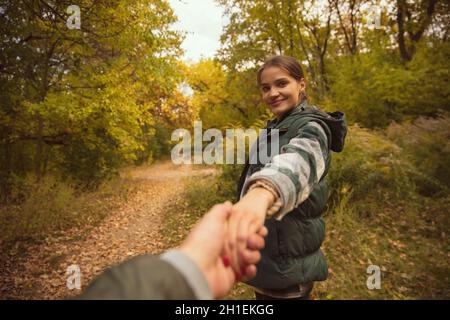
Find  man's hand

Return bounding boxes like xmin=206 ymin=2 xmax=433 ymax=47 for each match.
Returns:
xmin=180 ymin=201 xmax=267 ymax=299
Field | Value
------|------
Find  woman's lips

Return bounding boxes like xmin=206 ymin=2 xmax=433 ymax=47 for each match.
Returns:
xmin=270 ymin=98 xmax=286 ymax=107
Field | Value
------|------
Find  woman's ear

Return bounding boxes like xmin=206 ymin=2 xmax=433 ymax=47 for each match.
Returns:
xmin=299 ymin=78 xmax=306 ymax=91
xmin=297 ymin=78 xmax=306 ymax=99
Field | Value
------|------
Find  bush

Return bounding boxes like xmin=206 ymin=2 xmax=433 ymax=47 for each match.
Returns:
xmin=386 ymin=114 xmax=450 ymax=197
xmin=326 ymin=125 xmax=416 ymax=216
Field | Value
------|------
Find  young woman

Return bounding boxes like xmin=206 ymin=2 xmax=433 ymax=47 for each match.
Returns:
xmin=227 ymin=55 xmax=347 ymax=300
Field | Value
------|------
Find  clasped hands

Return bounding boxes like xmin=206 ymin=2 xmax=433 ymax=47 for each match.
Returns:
xmin=180 ymin=187 xmax=276 ymax=299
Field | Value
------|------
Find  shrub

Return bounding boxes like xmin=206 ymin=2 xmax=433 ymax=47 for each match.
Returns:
xmin=386 ymin=114 xmax=450 ymax=197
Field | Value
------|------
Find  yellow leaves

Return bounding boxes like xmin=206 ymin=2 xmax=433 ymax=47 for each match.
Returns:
xmin=400 ymin=273 xmax=413 ymax=280
xmin=340 ymin=183 xmax=351 ymax=195
xmin=398 ymin=286 xmax=409 ymax=293
xmin=388 ymin=238 xmax=407 ymax=250
xmin=380 ymin=165 xmax=391 ymax=175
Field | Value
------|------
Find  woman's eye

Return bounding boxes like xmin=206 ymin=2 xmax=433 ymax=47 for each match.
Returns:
xmin=261 ymin=87 xmax=270 ymax=92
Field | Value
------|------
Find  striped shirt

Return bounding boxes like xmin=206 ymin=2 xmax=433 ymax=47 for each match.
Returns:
xmin=241 ymin=121 xmax=329 ymax=220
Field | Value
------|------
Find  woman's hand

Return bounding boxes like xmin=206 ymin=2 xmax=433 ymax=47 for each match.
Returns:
xmin=227 ymin=187 xmax=275 ymax=279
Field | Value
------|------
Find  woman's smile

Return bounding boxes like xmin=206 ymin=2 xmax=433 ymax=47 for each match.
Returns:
xmin=269 ymin=97 xmax=287 ymax=107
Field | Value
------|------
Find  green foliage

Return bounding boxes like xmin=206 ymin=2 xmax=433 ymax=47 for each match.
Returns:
xmin=185 ymin=59 xmax=265 ymax=128
xmin=324 ymin=41 xmax=449 ymax=128
xmin=0 ymin=0 xmax=186 ymax=198
xmin=135 ymin=121 xmax=172 ymax=165
xmin=323 ymin=51 xmax=402 ymax=127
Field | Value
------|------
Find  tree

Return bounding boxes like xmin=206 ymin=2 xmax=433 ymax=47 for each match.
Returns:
xmin=396 ymin=0 xmax=439 ymax=61
xmin=0 ymin=0 xmax=184 ymax=197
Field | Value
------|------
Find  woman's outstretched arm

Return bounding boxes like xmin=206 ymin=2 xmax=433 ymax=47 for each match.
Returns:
xmin=227 ymin=120 xmax=330 ymax=275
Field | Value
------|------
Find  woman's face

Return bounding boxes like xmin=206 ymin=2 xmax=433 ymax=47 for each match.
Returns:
xmin=259 ymin=66 xmax=305 ymax=118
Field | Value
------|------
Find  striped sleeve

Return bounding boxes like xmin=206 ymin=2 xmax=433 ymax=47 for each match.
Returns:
xmin=241 ymin=121 xmax=329 ymax=220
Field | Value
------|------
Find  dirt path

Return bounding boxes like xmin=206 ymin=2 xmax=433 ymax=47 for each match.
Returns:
xmin=0 ymin=161 xmax=216 ymax=299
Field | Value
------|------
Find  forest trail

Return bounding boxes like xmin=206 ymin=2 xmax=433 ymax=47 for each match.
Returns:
xmin=0 ymin=161 xmax=216 ymax=299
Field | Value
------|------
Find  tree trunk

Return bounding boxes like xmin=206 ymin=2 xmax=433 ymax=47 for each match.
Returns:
xmin=396 ymin=0 xmax=439 ymax=62
xmin=397 ymin=0 xmax=412 ymax=61
xmin=34 ymin=115 xmax=44 ymax=181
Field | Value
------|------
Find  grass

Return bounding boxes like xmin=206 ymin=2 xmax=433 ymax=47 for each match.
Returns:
xmin=316 ymin=194 xmax=449 ymax=299
xmin=0 ymin=174 xmax=138 ymax=252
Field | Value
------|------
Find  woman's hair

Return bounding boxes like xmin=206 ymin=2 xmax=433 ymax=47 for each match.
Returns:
xmin=256 ymin=55 xmax=307 ymax=101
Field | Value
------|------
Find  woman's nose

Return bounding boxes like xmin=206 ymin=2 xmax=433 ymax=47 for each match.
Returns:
xmin=269 ymin=88 xmax=279 ymax=98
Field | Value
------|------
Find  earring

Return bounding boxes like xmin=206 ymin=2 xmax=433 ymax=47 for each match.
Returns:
xmin=300 ymin=91 xmax=307 ymax=101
